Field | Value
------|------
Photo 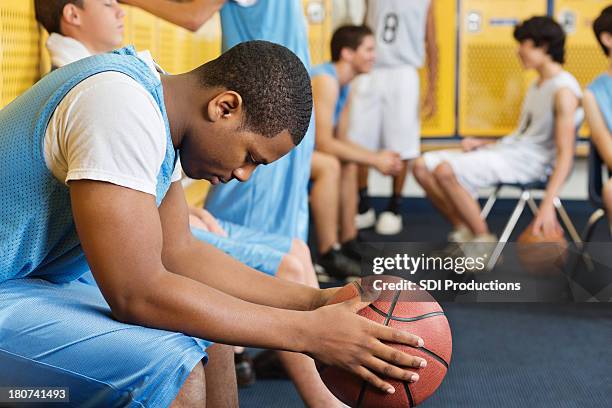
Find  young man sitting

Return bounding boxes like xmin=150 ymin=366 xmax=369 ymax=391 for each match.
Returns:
xmin=414 ymin=16 xmax=582 ymax=253
xmin=310 ymin=25 xmax=402 ymax=278
xmin=31 ymin=0 xmax=388 ymax=401
xmin=0 ymin=36 xmax=427 ymax=407
xmin=584 ymin=6 xmax=612 ymax=231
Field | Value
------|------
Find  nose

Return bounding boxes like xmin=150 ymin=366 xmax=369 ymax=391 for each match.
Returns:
xmin=117 ymin=5 xmax=126 ymax=19
xmin=232 ymin=164 xmax=257 ymax=182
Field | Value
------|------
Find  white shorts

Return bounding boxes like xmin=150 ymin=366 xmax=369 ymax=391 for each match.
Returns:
xmin=349 ymin=65 xmax=420 ymax=160
xmin=422 ymin=145 xmax=550 ymax=198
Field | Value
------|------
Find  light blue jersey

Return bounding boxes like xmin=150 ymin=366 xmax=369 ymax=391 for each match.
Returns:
xmin=0 ymin=47 xmax=210 ymax=407
xmin=311 ymin=62 xmax=350 ymax=126
xmin=588 ymin=74 xmax=612 ymax=132
xmin=205 ymin=0 xmax=315 ymax=241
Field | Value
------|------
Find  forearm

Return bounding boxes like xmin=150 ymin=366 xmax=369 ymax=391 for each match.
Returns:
xmin=542 ymin=150 xmax=574 ymax=206
xmin=317 ymin=137 xmax=378 ymax=166
xmin=124 ymin=270 xmax=309 ymax=352
xmin=164 ymin=236 xmax=320 ymax=311
xmin=121 ymin=0 xmax=224 ymax=32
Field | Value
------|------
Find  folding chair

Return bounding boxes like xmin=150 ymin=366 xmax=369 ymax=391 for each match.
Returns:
xmin=480 ymin=180 xmax=582 ymax=271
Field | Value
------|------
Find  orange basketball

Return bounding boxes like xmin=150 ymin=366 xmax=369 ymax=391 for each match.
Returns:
xmin=516 ymin=222 xmax=568 ymax=274
xmin=319 ymin=276 xmax=452 ymax=407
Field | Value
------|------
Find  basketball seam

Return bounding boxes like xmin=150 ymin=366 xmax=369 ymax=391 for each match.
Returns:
xmin=420 ymin=346 xmax=450 ymax=369
xmin=369 ymin=304 xmax=446 ymax=322
xmin=403 ymin=381 xmax=415 ymax=408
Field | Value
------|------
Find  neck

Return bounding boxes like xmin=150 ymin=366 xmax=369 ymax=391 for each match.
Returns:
xmin=161 ymin=74 xmax=193 ymax=149
xmin=334 ymin=61 xmax=357 ymax=86
xmin=536 ymin=61 xmax=562 ymax=81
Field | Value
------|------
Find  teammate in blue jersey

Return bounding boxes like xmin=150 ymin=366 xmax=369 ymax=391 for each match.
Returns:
xmin=585 ymin=6 xmax=612 ymax=231
xmin=310 ymin=25 xmax=402 ymax=278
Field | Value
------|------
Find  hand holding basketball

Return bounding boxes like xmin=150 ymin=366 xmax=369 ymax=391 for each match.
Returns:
xmin=306 ymin=282 xmax=426 ymax=395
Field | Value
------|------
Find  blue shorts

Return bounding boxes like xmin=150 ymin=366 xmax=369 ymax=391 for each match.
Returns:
xmin=0 ymin=278 xmax=211 ymax=407
xmin=191 ymin=219 xmax=292 ymax=276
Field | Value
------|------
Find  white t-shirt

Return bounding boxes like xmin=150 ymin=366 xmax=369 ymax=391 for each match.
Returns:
xmin=43 ymin=44 xmax=181 ymax=196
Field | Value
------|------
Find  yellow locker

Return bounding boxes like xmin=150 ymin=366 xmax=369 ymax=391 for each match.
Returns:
xmin=0 ymin=0 xmax=43 ymax=108
xmin=304 ymin=0 xmax=333 ymax=66
xmin=156 ymin=19 xmax=190 ymax=74
xmin=420 ymin=0 xmax=457 ymax=138
xmin=123 ymin=7 xmax=157 ymax=57
xmin=556 ymin=0 xmax=610 ymax=137
xmin=458 ymin=0 xmax=547 ymax=137
xmin=184 ymin=14 xmax=222 ymax=71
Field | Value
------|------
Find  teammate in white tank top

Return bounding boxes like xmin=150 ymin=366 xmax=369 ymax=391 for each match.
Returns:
xmin=414 ymin=16 xmax=582 ymax=248
xmin=350 ymin=0 xmax=438 ymax=235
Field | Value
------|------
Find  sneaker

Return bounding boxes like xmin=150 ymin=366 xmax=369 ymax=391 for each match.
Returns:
xmin=375 ymin=211 xmax=403 ymax=235
xmin=355 ymin=208 xmax=376 ymax=230
xmin=235 ymin=351 xmax=256 ymax=387
xmin=318 ymin=247 xmax=362 ymax=280
xmin=447 ymin=226 xmax=474 ymax=243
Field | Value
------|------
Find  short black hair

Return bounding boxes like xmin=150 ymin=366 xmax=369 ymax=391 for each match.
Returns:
xmin=593 ymin=6 xmax=612 ymax=56
xmin=195 ymin=40 xmax=312 ymax=146
xmin=35 ymin=0 xmax=84 ymax=34
xmin=514 ymin=16 xmax=566 ymax=64
xmin=330 ymin=25 xmax=374 ymax=62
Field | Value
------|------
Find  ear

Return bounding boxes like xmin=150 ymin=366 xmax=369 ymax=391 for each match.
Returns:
xmin=601 ymin=32 xmax=612 ymax=51
xmin=206 ymin=91 xmax=243 ymax=123
xmin=340 ymin=47 xmax=354 ymax=62
xmin=62 ymin=3 xmax=82 ymax=27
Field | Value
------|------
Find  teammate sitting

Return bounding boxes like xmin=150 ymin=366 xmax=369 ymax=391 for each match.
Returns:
xmin=585 ymin=6 xmax=612 ymax=231
xmin=311 ymin=25 xmax=402 ymax=277
xmin=414 ymin=16 xmax=583 ymax=248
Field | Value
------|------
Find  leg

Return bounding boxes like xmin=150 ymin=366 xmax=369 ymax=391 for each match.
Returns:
xmin=389 ymin=159 xmax=410 ymax=213
xmin=434 ymin=162 xmax=489 ymax=235
xmin=357 ymin=164 xmax=371 ymax=213
xmin=413 ymin=157 xmax=464 ymax=226
xmin=203 ymin=344 xmax=238 ymax=408
xmin=340 ymin=162 xmax=359 ymax=243
xmin=310 ymin=151 xmax=341 ymax=254
xmin=171 ymin=362 xmax=206 ymax=408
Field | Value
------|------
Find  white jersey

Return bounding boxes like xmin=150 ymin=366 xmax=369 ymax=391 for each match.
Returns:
xmin=500 ymin=70 xmax=584 ymax=166
xmin=365 ymin=0 xmax=431 ymax=68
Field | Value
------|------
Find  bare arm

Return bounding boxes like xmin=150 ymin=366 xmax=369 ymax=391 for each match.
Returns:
xmin=532 ymin=88 xmax=579 ymax=235
xmin=70 ymin=179 xmax=426 ymax=392
xmin=584 ymin=90 xmax=612 ymax=169
xmin=422 ymin=0 xmax=439 ymax=118
xmin=120 ymin=0 xmax=225 ymax=32
xmin=313 ymin=76 xmax=401 ymax=174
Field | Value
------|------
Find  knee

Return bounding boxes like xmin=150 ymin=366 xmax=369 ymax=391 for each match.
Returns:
xmin=172 ymin=362 xmax=205 ymax=407
xmin=412 ymin=157 xmax=428 ymax=182
xmin=277 ymin=253 xmax=306 ymax=284
xmin=319 ymin=153 xmax=341 ymax=180
xmin=433 ymin=162 xmax=456 ymax=186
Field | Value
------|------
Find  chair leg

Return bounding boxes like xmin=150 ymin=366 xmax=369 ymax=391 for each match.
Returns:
xmin=480 ymin=186 xmax=500 ymax=220
xmin=526 ymin=196 xmax=539 ymax=215
xmin=487 ymin=190 xmax=529 ymax=270
xmin=582 ymin=208 xmax=606 ymax=243
xmin=553 ymin=197 xmax=582 ymax=246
